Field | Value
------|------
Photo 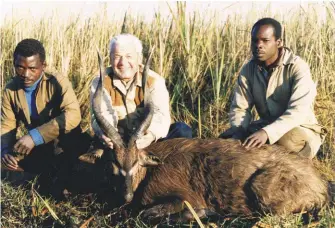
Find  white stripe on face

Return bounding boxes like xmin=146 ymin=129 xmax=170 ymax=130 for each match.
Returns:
xmin=120 ymin=169 xmax=127 ymax=176
xmin=128 ymin=162 xmax=139 ymax=176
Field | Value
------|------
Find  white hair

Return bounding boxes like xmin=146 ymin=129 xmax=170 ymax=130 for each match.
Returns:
xmin=109 ymin=33 xmax=143 ymax=56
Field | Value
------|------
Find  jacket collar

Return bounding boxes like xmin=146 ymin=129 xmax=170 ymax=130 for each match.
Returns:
xmin=280 ymin=47 xmax=296 ymax=65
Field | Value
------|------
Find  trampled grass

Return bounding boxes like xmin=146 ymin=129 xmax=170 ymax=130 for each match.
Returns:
xmin=1 ymin=2 xmax=335 ymax=227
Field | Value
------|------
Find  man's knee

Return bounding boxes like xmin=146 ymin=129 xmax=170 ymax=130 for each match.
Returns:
xmin=276 ymin=127 xmax=321 ymax=159
xmin=167 ymin=122 xmax=192 ymax=139
xmin=17 ymin=143 xmax=55 ymax=174
xmin=59 ymin=129 xmax=92 ymax=157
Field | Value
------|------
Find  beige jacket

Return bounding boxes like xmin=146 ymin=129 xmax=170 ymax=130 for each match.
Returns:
xmin=1 ymin=73 xmax=81 ymax=147
xmin=90 ymin=66 xmax=171 ymax=141
xmin=229 ymin=47 xmax=322 ymax=144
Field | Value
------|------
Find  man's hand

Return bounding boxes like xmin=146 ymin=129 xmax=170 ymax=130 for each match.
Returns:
xmin=1 ymin=154 xmax=19 ymax=171
xmin=101 ymin=134 xmax=114 ymax=149
xmin=136 ymin=131 xmax=155 ymax=149
xmin=243 ymin=129 xmax=268 ymax=149
xmin=13 ymin=135 xmax=35 ymax=155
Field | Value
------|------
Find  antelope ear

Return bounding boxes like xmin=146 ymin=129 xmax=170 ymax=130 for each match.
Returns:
xmin=139 ymin=151 xmax=162 ymax=167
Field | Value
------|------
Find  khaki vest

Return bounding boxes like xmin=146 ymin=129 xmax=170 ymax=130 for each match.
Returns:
xmin=103 ymin=67 xmax=155 ymax=139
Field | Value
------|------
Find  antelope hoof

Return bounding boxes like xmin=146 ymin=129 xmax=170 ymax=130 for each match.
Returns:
xmin=141 ymin=205 xmax=168 ymax=220
xmin=182 ymin=208 xmax=207 ymax=220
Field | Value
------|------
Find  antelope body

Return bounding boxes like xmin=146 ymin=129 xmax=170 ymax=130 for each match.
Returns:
xmin=133 ymin=138 xmax=328 ymax=220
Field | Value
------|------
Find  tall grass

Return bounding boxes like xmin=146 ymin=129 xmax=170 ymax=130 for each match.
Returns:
xmin=2 ymin=2 xmax=333 ymax=154
xmin=1 ymin=2 xmax=335 ymax=226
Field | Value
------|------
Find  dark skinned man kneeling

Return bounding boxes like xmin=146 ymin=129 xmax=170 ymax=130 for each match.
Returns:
xmin=220 ymin=18 xmax=326 ymax=159
xmin=1 ymin=39 xmax=89 ymax=199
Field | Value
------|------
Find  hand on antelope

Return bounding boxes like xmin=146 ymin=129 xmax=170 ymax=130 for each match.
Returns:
xmin=243 ymin=129 xmax=268 ymax=149
xmin=100 ymin=134 xmax=114 ymax=149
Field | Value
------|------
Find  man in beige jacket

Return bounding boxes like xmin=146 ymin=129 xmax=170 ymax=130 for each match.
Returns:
xmin=90 ymin=34 xmax=192 ymax=150
xmin=220 ymin=18 xmax=325 ymax=159
xmin=1 ymin=39 xmax=87 ymax=196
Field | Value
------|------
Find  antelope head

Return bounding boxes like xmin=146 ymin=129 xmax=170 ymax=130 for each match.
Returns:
xmin=92 ymin=50 xmax=162 ymax=203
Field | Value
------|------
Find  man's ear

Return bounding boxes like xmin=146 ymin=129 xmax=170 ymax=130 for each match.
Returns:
xmin=42 ymin=61 xmax=47 ymax=71
xmin=276 ymin=38 xmax=282 ymax=48
xmin=138 ymin=53 xmax=143 ymax=64
xmin=138 ymin=150 xmax=162 ymax=167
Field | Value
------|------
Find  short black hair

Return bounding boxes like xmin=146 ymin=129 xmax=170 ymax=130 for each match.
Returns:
xmin=252 ymin=18 xmax=282 ymax=40
xmin=13 ymin=38 xmax=46 ymax=62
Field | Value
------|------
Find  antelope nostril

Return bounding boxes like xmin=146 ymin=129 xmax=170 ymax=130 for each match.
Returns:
xmin=125 ymin=193 xmax=134 ymax=203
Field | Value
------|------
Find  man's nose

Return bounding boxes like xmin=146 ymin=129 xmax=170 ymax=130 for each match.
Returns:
xmin=117 ymin=56 xmax=125 ymax=66
xmin=22 ymin=69 xmax=30 ymax=77
xmin=256 ymin=40 xmax=263 ymax=49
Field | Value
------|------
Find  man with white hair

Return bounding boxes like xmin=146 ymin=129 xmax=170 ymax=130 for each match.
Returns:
xmin=90 ymin=34 xmax=192 ymax=150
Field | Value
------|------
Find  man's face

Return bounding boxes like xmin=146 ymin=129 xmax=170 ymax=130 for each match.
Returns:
xmin=14 ymin=54 xmax=45 ymax=87
xmin=110 ymin=42 xmax=141 ymax=81
xmin=251 ymin=25 xmax=281 ymax=66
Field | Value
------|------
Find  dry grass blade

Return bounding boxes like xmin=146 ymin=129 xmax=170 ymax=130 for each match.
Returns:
xmin=79 ymin=216 xmax=94 ymax=228
xmin=183 ymin=200 xmax=205 ymax=228
xmin=30 ymin=185 xmax=37 ymax=217
xmin=32 ymin=189 xmax=64 ymax=225
xmin=305 ymin=221 xmax=320 ymax=227
xmin=252 ymin=221 xmax=271 ymax=228
xmin=40 ymin=203 xmax=62 ymax=216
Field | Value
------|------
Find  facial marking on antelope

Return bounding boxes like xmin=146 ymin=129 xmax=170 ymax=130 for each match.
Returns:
xmin=128 ymin=161 xmax=140 ymax=176
xmin=120 ymin=168 xmax=127 ymax=176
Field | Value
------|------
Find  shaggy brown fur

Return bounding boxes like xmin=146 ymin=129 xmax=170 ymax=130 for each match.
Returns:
xmin=131 ymin=138 xmax=328 ymax=220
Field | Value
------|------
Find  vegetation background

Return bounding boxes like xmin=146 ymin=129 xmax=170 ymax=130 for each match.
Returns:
xmin=1 ymin=2 xmax=334 ymax=227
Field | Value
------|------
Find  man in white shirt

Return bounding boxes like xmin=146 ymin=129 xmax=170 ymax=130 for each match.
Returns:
xmin=90 ymin=34 xmax=192 ymax=150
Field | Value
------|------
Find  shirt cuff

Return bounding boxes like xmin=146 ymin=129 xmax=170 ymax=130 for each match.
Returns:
xmin=29 ymin=129 xmax=44 ymax=146
xmin=262 ymin=125 xmax=279 ymax=145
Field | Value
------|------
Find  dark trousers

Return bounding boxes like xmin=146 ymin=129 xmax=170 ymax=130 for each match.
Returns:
xmin=18 ymin=126 xmax=90 ymax=174
xmin=160 ymin=122 xmax=193 ymax=141
xmin=18 ymin=143 xmax=60 ymax=174
xmin=16 ymin=127 xmax=91 ymax=196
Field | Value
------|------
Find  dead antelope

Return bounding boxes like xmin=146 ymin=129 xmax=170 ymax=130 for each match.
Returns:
xmin=86 ymin=51 xmax=328 ymax=221
xmin=134 ymin=138 xmax=328 ymax=220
